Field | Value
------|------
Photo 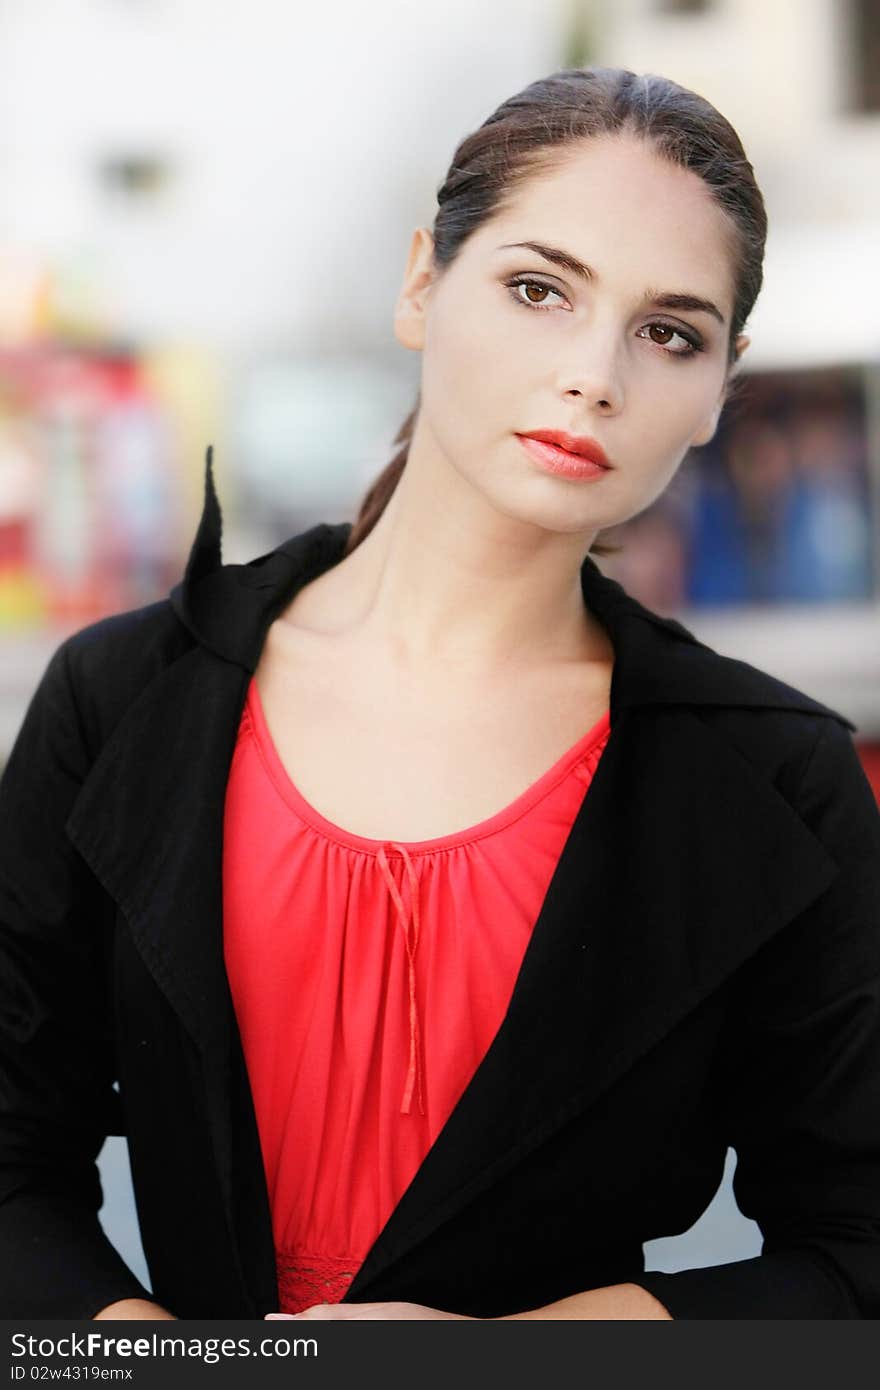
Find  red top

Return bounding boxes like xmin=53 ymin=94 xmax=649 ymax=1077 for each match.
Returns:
xmin=222 ymin=675 xmax=611 ymax=1313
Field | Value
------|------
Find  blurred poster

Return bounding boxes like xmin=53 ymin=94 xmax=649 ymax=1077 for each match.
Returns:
xmin=604 ymin=366 xmax=876 ymax=610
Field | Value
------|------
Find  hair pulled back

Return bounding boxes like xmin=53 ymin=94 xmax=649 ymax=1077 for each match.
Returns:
xmin=345 ymin=65 xmax=767 ymax=558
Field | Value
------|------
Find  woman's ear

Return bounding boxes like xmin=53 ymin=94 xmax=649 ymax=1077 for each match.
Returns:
xmin=690 ymin=334 xmax=750 ymax=447
xmin=394 ymin=227 xmax=437 ymax=352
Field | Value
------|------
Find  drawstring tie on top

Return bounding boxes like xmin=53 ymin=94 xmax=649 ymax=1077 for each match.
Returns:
xmin=376 ymin=842 xmax=425 ymax=1116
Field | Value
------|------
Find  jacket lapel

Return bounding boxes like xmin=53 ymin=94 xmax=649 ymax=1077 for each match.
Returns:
xmin=64 ymin=449 xmax=853 ymax=1308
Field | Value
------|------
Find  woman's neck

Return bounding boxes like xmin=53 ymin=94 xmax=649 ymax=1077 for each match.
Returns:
xmin=286 ymin=455 xmax=612 ymax=675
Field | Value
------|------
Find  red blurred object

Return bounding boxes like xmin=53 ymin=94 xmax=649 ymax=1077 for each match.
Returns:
xmin=856 ymin=743 xmax=880 ymax=805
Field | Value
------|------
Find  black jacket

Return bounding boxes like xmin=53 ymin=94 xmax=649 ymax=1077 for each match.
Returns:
xmin=2 ymin=451 xmax=879 ymax=1320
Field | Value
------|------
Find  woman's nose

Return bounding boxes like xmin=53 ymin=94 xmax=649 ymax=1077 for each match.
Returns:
xmin=556 ymin=337 xmax=624 ymax=415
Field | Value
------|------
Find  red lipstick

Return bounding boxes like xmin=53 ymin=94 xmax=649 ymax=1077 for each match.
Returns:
xmin=515 ymin=429 xmax=613 ymax=480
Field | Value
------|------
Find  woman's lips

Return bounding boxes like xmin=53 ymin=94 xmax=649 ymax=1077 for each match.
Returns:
xmin=515 ymin=434 xmax=613 ymax=480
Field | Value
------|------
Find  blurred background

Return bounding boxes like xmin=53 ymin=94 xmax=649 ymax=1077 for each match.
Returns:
xmin=2 ymin=0 xmax=879 ymax=1298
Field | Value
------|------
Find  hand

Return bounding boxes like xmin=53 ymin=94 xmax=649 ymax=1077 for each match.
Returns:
xmin=93 ymin=1299 xmax=177 ymax=1320
xmin=265 ymin=1301 xmax=474 ymax=1320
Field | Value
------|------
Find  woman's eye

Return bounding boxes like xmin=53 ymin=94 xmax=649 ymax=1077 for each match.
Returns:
xmin=637 ymin=322 xmax=702 ymax=357
xmin=503 ymin=276 xmax=568 ymax=311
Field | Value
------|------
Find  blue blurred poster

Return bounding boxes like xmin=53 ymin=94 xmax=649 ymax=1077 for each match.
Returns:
xmin=605 ymin=366 xmax=876 ymax=611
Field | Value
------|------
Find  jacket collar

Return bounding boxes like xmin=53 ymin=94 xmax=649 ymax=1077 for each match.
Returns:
xmin=170 ymin=447 xmax=855 ymax=733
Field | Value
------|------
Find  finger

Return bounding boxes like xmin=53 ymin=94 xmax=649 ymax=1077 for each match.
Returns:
xmin=295 ymin=1303 xmax=342 ymax=1319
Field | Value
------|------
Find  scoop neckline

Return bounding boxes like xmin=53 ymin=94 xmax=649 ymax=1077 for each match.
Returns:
xmin=244 ymin=674 xmax=610 ymax=857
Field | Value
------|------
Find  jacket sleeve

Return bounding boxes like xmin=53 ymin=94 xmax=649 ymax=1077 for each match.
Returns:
xmin=632 ymin=715 xmax=880 ymax=1319
xmin=0 ymin=637 xmax=155 ymax=1317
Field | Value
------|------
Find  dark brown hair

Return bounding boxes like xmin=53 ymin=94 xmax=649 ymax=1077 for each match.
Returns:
xmin=345 ymin=65 xmax=767 ymax=559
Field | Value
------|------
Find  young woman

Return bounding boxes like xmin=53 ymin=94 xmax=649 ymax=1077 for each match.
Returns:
xmin=1 ymin=67 xmax=878 ymax=1322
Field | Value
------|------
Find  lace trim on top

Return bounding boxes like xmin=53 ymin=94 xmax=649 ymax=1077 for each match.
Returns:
xmin=276 ymin=1248 xmax=361 ymax=1313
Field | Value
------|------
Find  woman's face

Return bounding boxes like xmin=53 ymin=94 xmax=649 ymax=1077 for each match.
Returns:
xmin=394 ymin=133 xmax=749 ymax=540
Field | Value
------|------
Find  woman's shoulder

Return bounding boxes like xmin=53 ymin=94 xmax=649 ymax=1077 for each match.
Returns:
xmin=42 ymin=597 xmax=195 ymax=756
xmin=698 ymin=695 xmax=865 ymax=812
xmin=617 ymin=587 xmax=863 ymax=811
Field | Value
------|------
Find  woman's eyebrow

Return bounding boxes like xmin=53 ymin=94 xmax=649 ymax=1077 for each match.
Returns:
xmin=644 ymin=289 xmax=725 ymax=325
xmin=496 ymin=240 xmax=726 ymax=325
xmin=497 ymin=240 xmax=596 ymax=282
